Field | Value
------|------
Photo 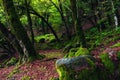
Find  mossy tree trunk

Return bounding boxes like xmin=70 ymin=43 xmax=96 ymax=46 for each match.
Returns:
xmin=2 ymin=0 xmax=42 ymax=61
xmin=24 ymin=0 xmax=34 ymax=46
xmin=70 ymin=0 xmax=86 ymax=48
xmin=0 ymin=21 xmax=24 ymax=58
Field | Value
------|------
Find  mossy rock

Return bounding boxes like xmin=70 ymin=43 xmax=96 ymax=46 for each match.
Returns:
xmin=56 ymin=55 xmax=96 ymax=80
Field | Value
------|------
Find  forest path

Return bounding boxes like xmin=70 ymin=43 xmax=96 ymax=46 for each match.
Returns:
xmin=0 ymin=49 xmax=64 ymax=80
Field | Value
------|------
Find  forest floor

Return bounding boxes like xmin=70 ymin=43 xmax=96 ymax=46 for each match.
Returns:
xmin=0 ymin=49 xmax=64 ymax=80
xmin=0 ymin=40 xmax=120 ymax=80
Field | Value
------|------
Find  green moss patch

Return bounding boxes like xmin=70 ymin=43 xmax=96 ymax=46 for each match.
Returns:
xmin=34 ymin=34 xmax=55 ymax=43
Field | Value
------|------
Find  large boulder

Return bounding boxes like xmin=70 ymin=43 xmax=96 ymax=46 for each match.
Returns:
xmin=56 ymin=55 xmax=97 ymax=80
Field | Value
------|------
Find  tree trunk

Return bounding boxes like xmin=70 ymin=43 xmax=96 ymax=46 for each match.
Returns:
xmin=111 ymin=0 xmax=118 ymax=29
xmin=0 ymin=21 xmax=24 ymax=58
xmin=50 ymin=0 xmax=71 ymax=39
xmin=116 ymin=8 xmax=120 ymax=26
xmin=25 ymin=0 xmax=34 ymax=46
xmin=41 ymin=19 xmax=46 ymax=34
xmin=70 ymin=0 xmax=86 ymax=48
xmin=2 ymin=0 xmax=43 ymax=61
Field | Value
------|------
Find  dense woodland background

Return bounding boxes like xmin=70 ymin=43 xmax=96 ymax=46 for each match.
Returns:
xmin=0 ymin=0 xmax=120 ymax=80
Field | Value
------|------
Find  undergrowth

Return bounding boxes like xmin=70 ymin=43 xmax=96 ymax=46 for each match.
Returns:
xmin=85 ymin=27 xmax=120 ymax=51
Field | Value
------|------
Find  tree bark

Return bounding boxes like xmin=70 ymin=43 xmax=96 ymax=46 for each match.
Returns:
xmin=25 ymin=0 xmax=34 ymax=46
xmin=2 ymin=0 xmax=42 ymax=61
xmin=0 ymin=21 xmax=24 ymax=57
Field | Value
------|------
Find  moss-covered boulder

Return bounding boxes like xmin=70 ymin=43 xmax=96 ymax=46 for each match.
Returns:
xmin=56 ymin=55 xmax=96 ymax=80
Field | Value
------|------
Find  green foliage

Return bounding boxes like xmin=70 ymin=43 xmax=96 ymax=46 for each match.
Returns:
xmin=65 ymin=47 xmax=89 ymax=58
xmin=64 ymin=48 xmax=78 ymax=58
xmin=31 ymin=0 xmax=62 ymax=28
xmin=0 ymin=7 xmax=6 ymax=24
xmin=86 ymin=27 xmax=120 ymax=50
xmin=75 ymin=47 xmax=89 ymax=57
xmin=99 ymin=53 xmax=115 ymax=73
xmin=20 ymin=15 xmax=27 ymax=25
